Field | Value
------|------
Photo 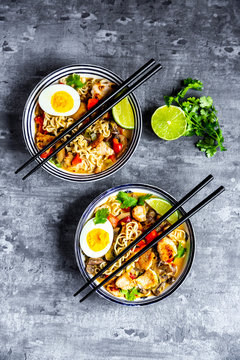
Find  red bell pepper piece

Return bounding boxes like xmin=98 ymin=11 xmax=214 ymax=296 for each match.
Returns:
xmin=121 ymin=215 xmax=131 ymax=223
xmin=72 ymin=154 xmax=82 ymax=166
xmin=112 ymin=138 xmax=123 ymax=154
xmin=35 ymin=116 xmax=44 ymax=133
xmin=145 ymin=229 xmax=159 ymax=244
xmin=108 ymin=154 xmax=116 ymax=163
xmin=87 ymin=98 xmax=99 ymax=110
xmin=40 ymin=147 xmax=53 ymax=159
xmin=107 ymin=214 xmax=119 ymax=228
xmin=122 ymin=206 xmax=131 ymax=212
xmin=134 ymin=240 xmax=146 ymax=252
xmin=129 ymin=273 xmax=137 ymax=279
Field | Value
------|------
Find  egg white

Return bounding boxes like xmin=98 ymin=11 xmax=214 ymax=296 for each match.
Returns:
xmin=80 ymin=218 xmax=114 ymax=258
xmin=38 ymin=84 xmax=81 ymax=116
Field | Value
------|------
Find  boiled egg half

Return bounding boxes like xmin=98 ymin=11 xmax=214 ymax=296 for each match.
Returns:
xmin=80 ymin=218 xmax=114 ymax=258
xmin=39 ymin=84 xmax=80 ymax=116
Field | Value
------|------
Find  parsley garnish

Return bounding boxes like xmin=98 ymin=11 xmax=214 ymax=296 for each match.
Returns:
xmin=94 ymin=208 xmax=109 ymax=224
xmin=174 ymin=243 xmax=186 ymax=260
xmin=164 ymin=78 xmax=226 ymax=157
xmin=66 ymin=74 xmax=85 ymax=90
xmin=116 ymin=191 xmax=138 ymax=209
xmin=120 ymin=287 xmax=139 ymax=301
xmin=138 ymin=194 xmax=152 ymax=206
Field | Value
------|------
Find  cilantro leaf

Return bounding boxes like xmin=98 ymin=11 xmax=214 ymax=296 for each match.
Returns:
xmin=183 ymin=78 xmax=203 ymax=90
xmin=49 ymin=157 xmax=62 ymax=168
xmin=138 ymin=194 xmax=152 ymax=206
xmin=174 ymin=243 xmax=186 ymax=260
xmin=66 ymin=74 xmax=85 ymax=90
xmin=116 ymin=191 xmax=138 ymax=209
xmin=121 ymin=287 xmax=139 ymax=301
xmin=200 ymin=96 xmax=213 ymax=108
xmin=164 ymin=95 xmax=174 ymax=107
xmin=94 ymin=208 xmax=109 ymax=224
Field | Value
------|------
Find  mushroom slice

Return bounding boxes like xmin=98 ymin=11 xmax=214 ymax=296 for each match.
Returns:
xmin=136 ymin=269 xmax=158 ymax=290
xmin=86 ymin=257 xmax=104 ymax=275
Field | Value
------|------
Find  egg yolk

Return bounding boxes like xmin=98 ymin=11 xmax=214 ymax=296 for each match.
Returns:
xmin=51 ymin=91 xmax=74 ymax=113
xmin=86 ymin=229 xmax=109 ymax=252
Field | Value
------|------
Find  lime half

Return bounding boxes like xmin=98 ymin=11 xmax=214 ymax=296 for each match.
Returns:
xmin=146 ymin=197 xmax=179 ymax=224
xmin=112 ymin=97 xmax=134 ymax=129
xmin=151 ymin=105 xmax=187 ymax=140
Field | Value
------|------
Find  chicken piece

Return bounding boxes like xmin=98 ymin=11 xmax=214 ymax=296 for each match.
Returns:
xmin=35 ymin=133 xmax=55 ymax=150
xmin=62 ymin=152 xmax=74 ymax=168
xmin=90 ymin=134 xmax=104 ymax=148
xmin=95 ymin=141 xmax=114 ymax=156
xmin=115 ymin=273 xmax=136 ymax=290
xmin=136 ymin=269 xmax=158 ymax=290
xmin=136 ymin=250 xmax=155 ymax=271
xmin=132 ymin=206 xmax=147 ymax=222
xmin=91 ymin=79 xmax=115 ymax=100
xmin=71 ymin=101 xmax=87 ymax=121
xmin=55 ymin=142 xmax=65 ymax=163
xmin=157 ymin=237 xmax=177 ymax=263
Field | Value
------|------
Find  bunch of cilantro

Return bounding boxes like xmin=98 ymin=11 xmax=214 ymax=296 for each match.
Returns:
xmin=164 ymin=78 xmax=226 ymax=157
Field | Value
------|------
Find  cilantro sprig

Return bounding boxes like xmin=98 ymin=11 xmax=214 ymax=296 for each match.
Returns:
xmin=117 ymin=191 xmax=153 ymax=208
xmin=174 ymin=243 xmax=186 ymax=260
xmin=164 ymin=78 xmax=226 ymax=157
xmin=116 ymin=191 xmax=138 ymax=209
xmin=138 ymin=194 xmax=152 ymax=206
xmin=120 ymin=287 xmax=139 ymax=301
xmin=94 ymin=208 xmax=109 ymax=224
xmin=66 ymin=74 xmax=85 ymax=90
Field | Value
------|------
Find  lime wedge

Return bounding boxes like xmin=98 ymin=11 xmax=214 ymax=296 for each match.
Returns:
xmin=145 ymin=197 xmax=179 ymax=224
xmin=112 ymin=97 xmax=135 ymax=129
xmin=151 ymin=105 xmax=187 ymax=140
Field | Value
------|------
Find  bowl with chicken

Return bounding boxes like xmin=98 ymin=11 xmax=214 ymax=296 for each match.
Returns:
xmin=75 ymin=184 xmax=195 ymax=306
xmin=22 ymin=64 xmax=142 ymax=182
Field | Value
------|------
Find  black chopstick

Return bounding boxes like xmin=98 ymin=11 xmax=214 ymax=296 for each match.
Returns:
xmin=73 ymin=174 xmax=214 ymax=297
xmin=21 ymin=63 xmax=162 ymax=180
xmin=78 ymin=185 xmax=224 ymax=303
xmin=15 ymin=59 xmax=156 ymax=175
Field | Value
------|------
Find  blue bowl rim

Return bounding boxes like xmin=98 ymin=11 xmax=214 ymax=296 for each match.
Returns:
xmin=22 ymin=64 xmax=142 ymax=182
xmin=74 ymin=183 xmax=195 ymax=306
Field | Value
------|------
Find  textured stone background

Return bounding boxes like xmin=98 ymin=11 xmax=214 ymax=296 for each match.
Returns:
xmin=0 ymin=0 xmax=239 ymax=359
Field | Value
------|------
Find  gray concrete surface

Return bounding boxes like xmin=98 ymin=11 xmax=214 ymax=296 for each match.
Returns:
xmin=0 ymin=0 xmax=239 ymax=359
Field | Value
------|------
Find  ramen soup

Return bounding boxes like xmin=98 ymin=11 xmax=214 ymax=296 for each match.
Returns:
xmin=34 ymin=74 xmax=133 ymax=174
xmin=81 ymin=191 xmax=188 ymax=301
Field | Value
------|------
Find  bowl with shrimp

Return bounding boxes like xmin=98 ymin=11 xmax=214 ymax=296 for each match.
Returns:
xmin=75 ymin=183 xmax=195 ymax=306
xmin=22 ymin=64 xmax=142 ymax=182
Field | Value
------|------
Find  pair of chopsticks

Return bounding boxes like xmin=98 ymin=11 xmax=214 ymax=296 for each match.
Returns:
xmin=74 ymin=175 xmax=224 ymax=303
xmin=15 ymin=59 xmax=162 ymax=180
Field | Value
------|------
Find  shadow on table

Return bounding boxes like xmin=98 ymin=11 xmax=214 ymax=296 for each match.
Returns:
xmin=4 ymin=57 xmax=68 ymax=155
xmin=57 ymin=189 xmax=100 ymax=285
